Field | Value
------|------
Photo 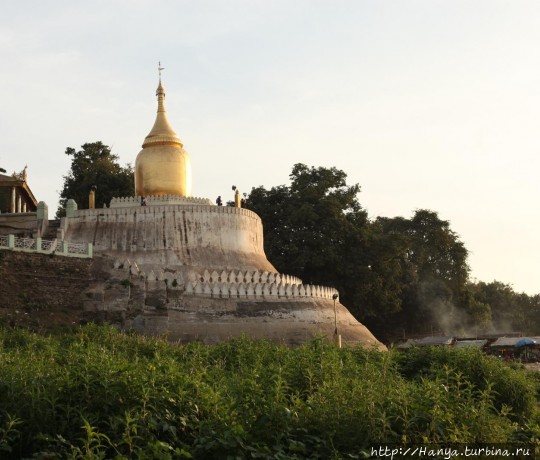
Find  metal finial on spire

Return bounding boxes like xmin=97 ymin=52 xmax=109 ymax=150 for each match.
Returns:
xmin=156 ymin=61 xmax=166 ymax=100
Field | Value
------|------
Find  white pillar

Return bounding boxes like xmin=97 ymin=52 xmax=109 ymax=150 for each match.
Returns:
xmin=37 ymin=202 xmax=48 ymax=220
xmin=16 ymin=195 xmax=21 ymax=213
xmin=10 ymin=187 xmax=15 ymax=213
xmin=66 ymin=199 xmax=78 ymax=217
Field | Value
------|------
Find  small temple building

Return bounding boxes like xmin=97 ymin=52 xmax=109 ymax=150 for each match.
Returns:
xmin=0 ymin=168 xmax=37 ymax=214
xmin=0 ymin=70 xmax=385 ymax=350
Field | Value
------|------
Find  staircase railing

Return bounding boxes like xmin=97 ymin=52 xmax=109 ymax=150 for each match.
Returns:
xmin=0 ymin=235 xmax=92 ymax=259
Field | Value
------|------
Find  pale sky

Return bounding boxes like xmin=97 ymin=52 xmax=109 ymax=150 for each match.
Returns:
xmin=1 ymin=1 xmax=539 ymax=294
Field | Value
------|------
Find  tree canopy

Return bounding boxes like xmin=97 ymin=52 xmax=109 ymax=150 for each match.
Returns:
xmin=57 ymin=142 xmax=134 ymax=217
xmin=247 ymin=164 xmax=417 ymax=327
xmin=247 ymin=163 xmax=540 ymax=341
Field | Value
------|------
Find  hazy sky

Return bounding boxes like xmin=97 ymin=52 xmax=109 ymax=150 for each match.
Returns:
xmin=1 ymin=1 xmax=539 ymax=294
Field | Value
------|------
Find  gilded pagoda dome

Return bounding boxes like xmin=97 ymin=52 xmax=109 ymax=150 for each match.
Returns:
xmin=135 ymin=75 xmax=192 ymax=197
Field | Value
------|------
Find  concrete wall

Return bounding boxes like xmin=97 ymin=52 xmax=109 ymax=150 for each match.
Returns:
xmin=126 ymin=300 xmax=384 ymax=348
xmin=0 ymin=250 xmax=385 ymax=349
xmin=0 ymin=213 xmax=38 ymax=237
xmin=83 ymin=258 xmax=384 ymax=349
xmin=62 ymin=205 xmax=276 ymax=272
xmin=0 ymin=250 xmax=93 ymax=327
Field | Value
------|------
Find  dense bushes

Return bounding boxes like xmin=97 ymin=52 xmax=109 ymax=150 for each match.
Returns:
xmin=0 ymin=325 xmax=538 ymax=458
xmin=394 ymin=346 xmax=537 ymax=421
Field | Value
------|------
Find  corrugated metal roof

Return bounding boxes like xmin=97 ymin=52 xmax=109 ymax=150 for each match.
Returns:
xmin=490 ymin=337 xmax=540 ymax=347
xmin=454 ymin=339 xmax=488 ymax=349
xmin=415 ymin=336 xmax=455 ymax=346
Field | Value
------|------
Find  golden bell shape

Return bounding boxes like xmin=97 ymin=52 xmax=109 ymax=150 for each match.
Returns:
xmin=135 ymin=79 xmax=192 ymax=197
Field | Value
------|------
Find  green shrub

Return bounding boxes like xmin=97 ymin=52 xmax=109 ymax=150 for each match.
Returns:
xmin=0 ymin=326 xmax=537 ymax=458
xmin=395 ymin=346 xmax=537 ymax=421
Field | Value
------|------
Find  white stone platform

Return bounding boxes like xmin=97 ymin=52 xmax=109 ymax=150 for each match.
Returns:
xmin=61 ymin=200 xmax=275 ymax=272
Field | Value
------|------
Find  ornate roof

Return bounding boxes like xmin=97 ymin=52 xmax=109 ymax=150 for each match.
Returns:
xmin=0 ymin=172 xmax=38 ymax=210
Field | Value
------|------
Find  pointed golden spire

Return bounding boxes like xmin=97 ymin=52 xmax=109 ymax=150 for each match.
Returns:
xmin=142 ymin=63 xmax=183 ymax=148
xmin=135 ymin=64 xmax=192 ymax=197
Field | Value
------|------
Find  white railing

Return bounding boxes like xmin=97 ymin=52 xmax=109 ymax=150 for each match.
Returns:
xmin=110 ymin=195 xmax=214 ymax=208
xmin=41 ymin=239 xmax=59 ymax=252
xmin=65 ymin=242 xmax=91 ymax=256
xmin=0 ymin=235 xmax=92 ymax=259
xmin=14 ymin=238 xmax=37 ymax=250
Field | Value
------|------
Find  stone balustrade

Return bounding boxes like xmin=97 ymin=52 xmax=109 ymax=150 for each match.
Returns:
xmin=73 ymin=202 xmax=261 ymax=221
xmin=0 ymin=234 xmax=93 ymax=258
xmin=183 ymin=280 xmax=338 ymax=301
xmin=110 ymin=195 xmax=213 ymax=208
xmin=196 ymin=269 xmax=302 ymax=286
xmin=112 ymin=259 xmax=338 ymax=301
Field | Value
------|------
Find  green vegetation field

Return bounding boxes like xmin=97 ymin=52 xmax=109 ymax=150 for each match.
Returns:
xmin=0 ymin=325 xmax=539 ymax=459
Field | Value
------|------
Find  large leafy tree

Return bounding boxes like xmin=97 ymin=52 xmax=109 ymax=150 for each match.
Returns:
xmin=376 ymin=211 xmax=473 ymax=337
xmin=470 ymin=281 xmax=526 ymax=332
xmin=467 ymin=281 xmax=540 ymax=334
xmin=57 ymin=142 xmax=134 ymax=217
xmin=249 ymin=164 xmax=366 ymax=274
xmin=247 ymin=165 xmax=481 ymax=340
xmin=377 ymin=210 xmax=469 ymax=292
xmin=247 ymin=164 xmax=410 ymax=322
xmin=250 ymin=164 xmax=540 ymax=338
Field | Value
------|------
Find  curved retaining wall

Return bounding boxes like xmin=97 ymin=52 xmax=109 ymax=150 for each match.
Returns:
xmin=117 ymin=262 xmax=335 ymax=301
xmin=62 ymin=204 xmax=275 ymax=272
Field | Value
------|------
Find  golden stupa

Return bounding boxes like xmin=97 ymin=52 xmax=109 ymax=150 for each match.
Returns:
xmin=135 ymin=70 xmax=192 ymax=197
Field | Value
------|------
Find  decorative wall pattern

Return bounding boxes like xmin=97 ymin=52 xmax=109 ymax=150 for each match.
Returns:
xmin=113 ymin=260 xmax=338 ymax=301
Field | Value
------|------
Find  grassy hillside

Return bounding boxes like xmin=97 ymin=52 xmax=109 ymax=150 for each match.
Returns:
xmin=0 ymin=325 xmax=538 ymax=459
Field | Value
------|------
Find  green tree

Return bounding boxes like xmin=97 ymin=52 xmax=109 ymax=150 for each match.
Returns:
xmin=469 ymin=281 xmax=540 ymax=334
xmin=57 ymin=142 xmax=134 ymax=217
xmin=248 ymin=167 xmax=476 ymax=340
xmin=247 ymin=164 xmax=410 ymax=323
xmin=375 ymin=210 xmax=473 ymax=337
xmin=377 ymin=210 xmax=469 ymax=293
xmin=472 ymin=281 xmax=518 ymax=331
xmin=524 ymin=293 xmax=540 ymax=334
xmin=459 ymin=285 xmax=492 ymax=331
xmin=249 ymin=164 xmax=365 ymax=272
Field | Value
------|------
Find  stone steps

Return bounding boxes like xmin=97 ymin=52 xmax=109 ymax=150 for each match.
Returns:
xmin=42 ymin=220 xmax=60 ymax=240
